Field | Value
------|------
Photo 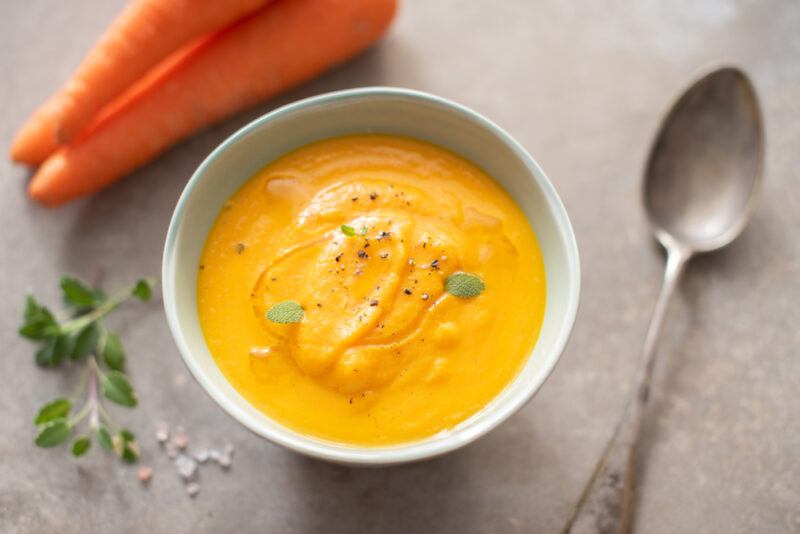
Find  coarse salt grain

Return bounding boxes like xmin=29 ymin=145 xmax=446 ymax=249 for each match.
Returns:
xmin=137 ymin=466 xmax=153 ymax=484
xmin=186 ymin=482 xmax=200 ymax=498
xmin=155 ymin=422 xmax=169 ymax=444
xmin=216 ymin=454 xmax=232 ymax=469
xmin=165 ymin=441 xmax=179 ymax=459
xmin=175 ymin=455 xmax=198 ymax=481
xmin=193 ymin=449 xmax=209 ymax=463
xmin=172 ymin=430 xmax=189 ymax=450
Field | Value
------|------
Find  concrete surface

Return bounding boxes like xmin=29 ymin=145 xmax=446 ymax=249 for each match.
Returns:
xmin=1 ymin=1 xmax=799 ymax=532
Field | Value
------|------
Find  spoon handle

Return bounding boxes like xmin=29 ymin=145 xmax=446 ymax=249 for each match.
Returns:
xmin=564 ymin=246 xmax=690 ymax=534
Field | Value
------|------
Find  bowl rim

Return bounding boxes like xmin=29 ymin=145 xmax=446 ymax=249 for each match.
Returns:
xmin=163 ymin=86 xmax=581 ymax=465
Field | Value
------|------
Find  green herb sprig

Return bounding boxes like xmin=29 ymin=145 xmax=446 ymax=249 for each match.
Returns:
xmin=20 ymin=276 xmax=154 ymax=461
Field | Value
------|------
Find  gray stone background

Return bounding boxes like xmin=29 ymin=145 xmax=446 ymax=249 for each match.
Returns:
xmin=1 ymin=1 xmax=798 ymax=532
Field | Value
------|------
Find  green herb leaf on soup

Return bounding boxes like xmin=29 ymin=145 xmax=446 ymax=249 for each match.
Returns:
xmin=266 ymin=301 xmax=305 ymax=324
xmin=444 ymin=272 xmax=485 ymax=298
xmin=340 ymin=224 xmax=356 ymax=237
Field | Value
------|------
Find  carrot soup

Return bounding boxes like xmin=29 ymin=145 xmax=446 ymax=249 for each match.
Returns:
xmin=197 ymin=135 xmax=546 ymax=444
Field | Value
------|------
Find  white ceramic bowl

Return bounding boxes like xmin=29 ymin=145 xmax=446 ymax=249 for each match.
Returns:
xmin=163 ymin=87 xmax=580 ymax=465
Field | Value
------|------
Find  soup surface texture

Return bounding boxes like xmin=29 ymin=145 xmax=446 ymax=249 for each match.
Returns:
xmin=197 ymin=135 xmax=546 ymax=445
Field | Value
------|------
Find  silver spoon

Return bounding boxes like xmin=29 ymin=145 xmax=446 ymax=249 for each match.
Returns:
xmin=564 ymin=66 xmax=764 ymax=534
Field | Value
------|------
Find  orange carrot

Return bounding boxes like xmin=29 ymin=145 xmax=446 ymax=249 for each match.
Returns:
xmin=10 ymin=0 xmax=274 ymax=166
xmin=29 ymin=0 xmax=397 ymax=207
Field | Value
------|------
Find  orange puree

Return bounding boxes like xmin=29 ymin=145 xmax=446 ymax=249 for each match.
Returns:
xmin=197 ymin=135 xmax=546 ymax=445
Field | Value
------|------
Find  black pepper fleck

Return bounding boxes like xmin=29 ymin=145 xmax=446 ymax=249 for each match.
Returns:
xmin=370 ymin=299 xmax=378 ymax=306
xmin=369 ymin=192 xmax=378 ymax=200
xmin=380 ymin=252 xmax=389 ymax=259
xmin=431 ymin=259 xmax=440 ymax=269
xmin=358 ymin=250 xmax=368 ymax=259
xmin=351 ymin=197 xmax=358 ymax=201
xmin=404 ymin=288 xmax=412 ymax=295
xmin=335 ymin=254 xmax=342 ymax=262
xmin=236 ymin=243 xmax=245 ymax=254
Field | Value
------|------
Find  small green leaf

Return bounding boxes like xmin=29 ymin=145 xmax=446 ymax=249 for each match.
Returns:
xmin=72 ymin=436 xmax=91 ymax=457
xmin=35 ymin=337 xmax=58 ymax=366
xmin=35 ymin=335 xmax=72 ymax=366
xmin=110 ymin=431 xmax=138 ymax=462
xmin=19 ymin=296 xmax=59 ymax=340
xmin=35 ymin=418 xmax=71 ymax=448
xmin=52 ymin=335 xmax=74 ymax=365
xmin=340 ymin=224 xmax=356 ymax=237
xmin=19 ymin=321 xmax=54 ymax=340
xmin=101 ymin=331 xmax=125 ymax=371
xmin=266 ymin=301 xmax=304 ymax=324
xmin=444 ymin=272 xmax=485 ymax=298
xmin=101 ymin=370 xmax=137 ymax=407
xmin=121 ymin=438 xmax=139 ymax=463
xmin=71 ymin=323 xmax=100 ymax=360
xmin=132 ymin=279 xmax=153 ymax=302
xmin=60 ymin=276 xmax=102 ymax=308
xmin=34 ymin=398 xmax=72 ymax=425
xmin=97 ymin=426 xmax=113 ymax=450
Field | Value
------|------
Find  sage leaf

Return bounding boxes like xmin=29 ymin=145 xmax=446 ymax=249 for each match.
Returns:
xmin=60 ymin=276 xmax=102 ymax=308
xmin=444 ymin=272 xmax=485 ymax=298
xmin=266 ymin=301 xmax=304 ymax=324
xmin=132 ymin=279 xmax=153 ymax=302
xmin=97 ymin=426 xmax=113 ymax=450
xmin=34 ymin=398 xmax=72 ymax=425
xmin=101 ymin=370 xmax=137 ymax=407
xmin=35 ymin=335 xmax=72 ymax=366
xmin=71 ymin=323 xmax=100 ymax=360
xmin=35 ymin=418 xmax=71 ymax=448
xmin=72 ymin=436 xmax=91 ymax=457
xmin=19 ymin=296 xmax=58 ymax=340
xmin=101 ymin=331 xmax=125 ymax=371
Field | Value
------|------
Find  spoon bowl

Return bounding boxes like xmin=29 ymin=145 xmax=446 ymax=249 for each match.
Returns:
xmin=644 ymin=67 xmax=764 ymax=253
